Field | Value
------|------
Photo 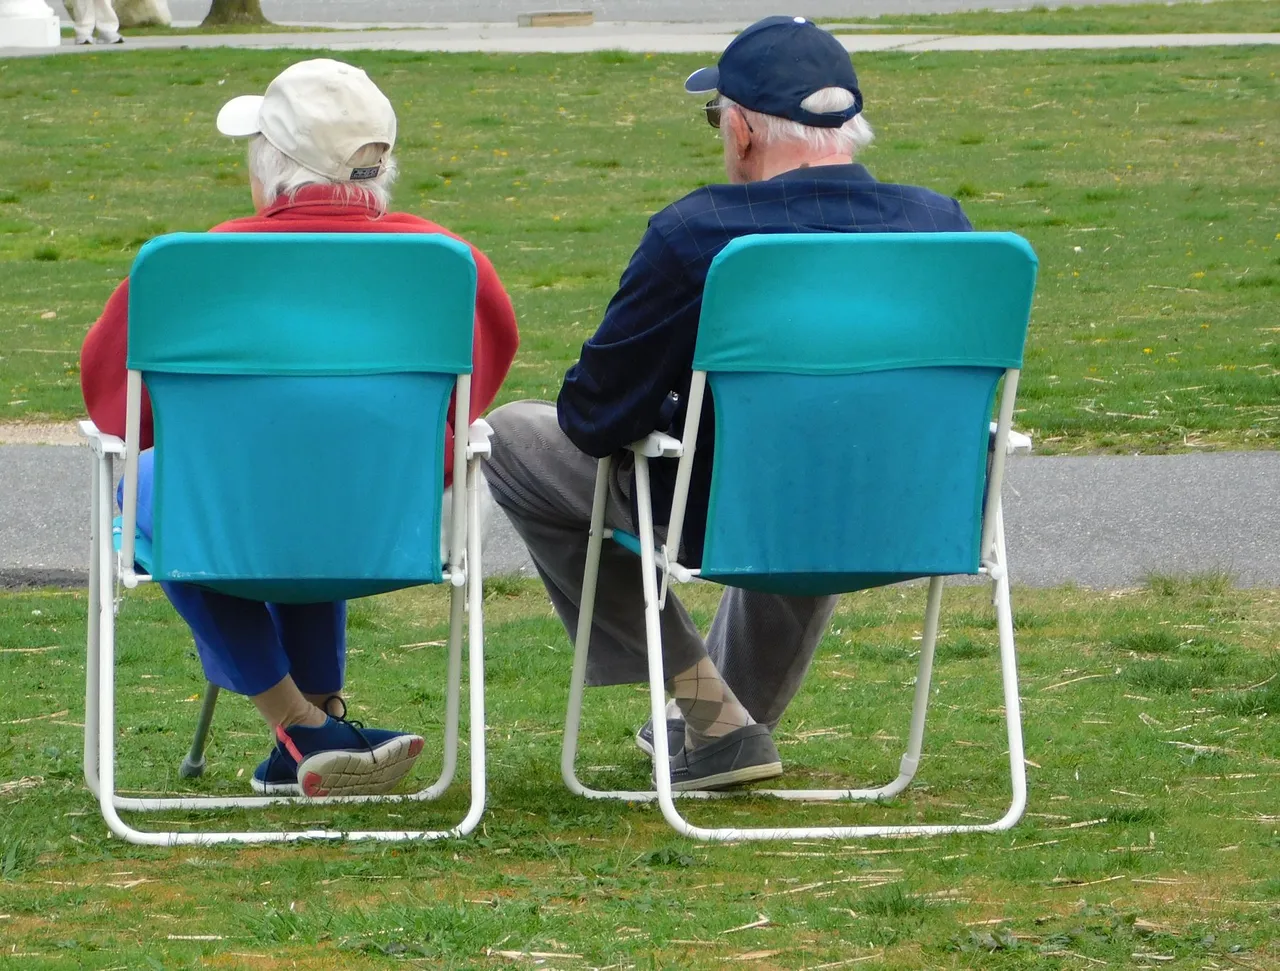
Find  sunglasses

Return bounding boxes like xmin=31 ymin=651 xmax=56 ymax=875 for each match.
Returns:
xmin=702 ymin=98 xmax=754 ymax=133
xmin=702 ymin=98 xmax=724 ymax=129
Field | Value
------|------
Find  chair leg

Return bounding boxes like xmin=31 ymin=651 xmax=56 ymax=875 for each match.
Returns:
xmin=83 ymin=452 xmax=106 ymax=799
xmin=418 ymin=580 xmax=463 ymax=800
xmin=602 ymin=488 xmax=1027 ymax=840
xmin=634 ymin=457 xmax=699 ymax=836
xmin=558 ymin=458 xmax=694 ymax=803
xmin=98 ymin=586 xmax=479 ymax=843
xmin=454 ymin=453 xmax=488 ymax=837
xmin=95 ymin=449 xmax=142 ymax=844
xmin=882 ymin=575 xmax=945 ymax=798
xmin=990 ymin=498 xmax=1028 ymax=830
xmin=561 ymin=456 xmax=613 ymax=797
xmin=91 ymin=460 xmax=489 ymax=845
xmin=179 ymin=683 xmax=219 ymax=779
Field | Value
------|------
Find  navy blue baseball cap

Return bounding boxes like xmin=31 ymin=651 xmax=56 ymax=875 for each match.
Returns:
xmin=685 ymin=16 xmax=862 ymax=129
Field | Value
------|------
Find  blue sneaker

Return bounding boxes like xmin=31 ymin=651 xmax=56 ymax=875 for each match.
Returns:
xmin=250 ymin=746 xmax=300 ymax=796
xmin=275 ymin=713 xmax=424 ymax=799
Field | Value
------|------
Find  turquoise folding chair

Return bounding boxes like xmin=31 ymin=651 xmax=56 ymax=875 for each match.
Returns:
xmin=561 ymin=232 xmax=1039 ymax=841
xmin=79 ymin=232 xmax=490 ymax=846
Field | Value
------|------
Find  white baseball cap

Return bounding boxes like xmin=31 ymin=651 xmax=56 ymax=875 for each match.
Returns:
xmin=216 ymin=58 xmax=397 ymax=182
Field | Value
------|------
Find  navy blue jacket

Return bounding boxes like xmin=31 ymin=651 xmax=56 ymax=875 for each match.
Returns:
xmin=557 ymin=163 xmax=973 ymax=566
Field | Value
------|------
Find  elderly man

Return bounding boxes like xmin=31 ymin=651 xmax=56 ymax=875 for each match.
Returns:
xmin=484 ymin=16 xmax=972 ymax=789
xmin=81 ymin=58 xmax=519 ymax=798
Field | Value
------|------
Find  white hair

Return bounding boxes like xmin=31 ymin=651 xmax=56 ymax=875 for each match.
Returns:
xmin=247 ymin=135 xmax=398 ymax=211
xmin=723 ymin=87 xmax=874 ymax=157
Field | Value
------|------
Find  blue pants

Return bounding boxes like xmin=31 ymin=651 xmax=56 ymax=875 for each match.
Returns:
xmin=124 ymin=450 xmax=346 ymax=697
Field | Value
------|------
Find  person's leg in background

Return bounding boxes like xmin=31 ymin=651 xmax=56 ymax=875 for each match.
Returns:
xmin=69 ymin=0 xmax=95 ymax=45
xmin=89 ymin=0 xmax=121 ymax=42
xmin=67 ymin=0 xmax=121 ymax=44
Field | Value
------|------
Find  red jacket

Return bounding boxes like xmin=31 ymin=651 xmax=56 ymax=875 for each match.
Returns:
xmin=80 ymin=186 xmax=519 ymax=485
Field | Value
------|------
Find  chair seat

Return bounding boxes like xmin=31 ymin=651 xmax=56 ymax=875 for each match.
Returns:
xmin=611 ymin=528 xmax=957 ymax=595
xmin=111 ymin=515 xmax=436 ymax=602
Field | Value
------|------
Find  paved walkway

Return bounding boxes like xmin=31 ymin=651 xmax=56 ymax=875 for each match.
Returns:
xmin=3 ymin=441 xmax=1278 ymax=589
xmin=6 ymin=22 xmax=1279 ymax=57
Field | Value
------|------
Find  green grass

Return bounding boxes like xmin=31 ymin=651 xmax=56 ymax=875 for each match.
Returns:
xmin=824 ymin=0 xmax=1280 ymax=34
xmin=1 ymin=579 xmax=1278 ymax=968
xmin=1 ymin=46 xmax=1278 ymax=453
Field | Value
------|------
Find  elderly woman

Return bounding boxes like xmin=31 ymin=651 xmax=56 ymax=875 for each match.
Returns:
xmin=80 ymin=59 xmax=519 ymax=798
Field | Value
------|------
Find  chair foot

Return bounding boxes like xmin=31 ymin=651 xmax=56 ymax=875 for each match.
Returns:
xmin=178 ymin=755 xmax=206 ymax=779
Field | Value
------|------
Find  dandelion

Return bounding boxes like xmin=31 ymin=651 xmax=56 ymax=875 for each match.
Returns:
xmin=1143 ymin=348 xmax=1153 ymax=354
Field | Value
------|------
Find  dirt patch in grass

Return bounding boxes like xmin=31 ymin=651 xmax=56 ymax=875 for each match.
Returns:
xmin=0 ymin=420 xmax=81 ymax=445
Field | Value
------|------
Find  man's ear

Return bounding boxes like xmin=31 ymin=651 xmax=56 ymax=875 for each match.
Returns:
xmin=726 ymin=107 xmax=752 ymax=159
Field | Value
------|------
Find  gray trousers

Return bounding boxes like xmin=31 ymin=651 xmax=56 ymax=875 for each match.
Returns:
xmin=482 ymin=400 xmax=839 ymax=728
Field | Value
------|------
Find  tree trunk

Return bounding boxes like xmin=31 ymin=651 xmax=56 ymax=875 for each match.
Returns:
xmin=115 ymin=0 xmax=171 ymax=27
xmin=201 ymin=0 xmax=267 ymax=27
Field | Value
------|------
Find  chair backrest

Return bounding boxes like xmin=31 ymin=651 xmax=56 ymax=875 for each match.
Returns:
xmin=126 ymin=232 xmax=476 ymax=603
xmin=691 ymin=232 xmax=1037 ymax=596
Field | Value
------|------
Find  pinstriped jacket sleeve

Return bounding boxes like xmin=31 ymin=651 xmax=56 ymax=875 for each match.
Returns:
xmin=557 ymin=225 xmax=698 ymax=458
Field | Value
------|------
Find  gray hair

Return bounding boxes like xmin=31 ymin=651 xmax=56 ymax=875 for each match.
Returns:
xmin=247 ymin=135 xmax=398 ymax=211
xmin=723 ymin=87 xmax=874 ymax=157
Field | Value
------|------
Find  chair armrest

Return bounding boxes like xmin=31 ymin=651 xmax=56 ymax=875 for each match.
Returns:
xmin=627 ymin=431 xmax=683 ymax=459
xmin=989 ymin=421 xmax=1032 ymax=456
xmin=79 ymin=420 xmax=125 ymax=457
xmin=466 ymin=419 xmax=494 ymax=460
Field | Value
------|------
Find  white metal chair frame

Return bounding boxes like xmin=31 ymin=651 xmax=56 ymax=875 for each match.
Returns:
xmin=562 ymin=368 xmax=1030 ymax=842
xmin=80 ymin=372 xmax=491 ymax=846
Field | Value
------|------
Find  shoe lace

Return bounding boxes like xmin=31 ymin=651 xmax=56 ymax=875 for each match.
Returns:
xmin=322 ymin=694 xmax=378 ymax=763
